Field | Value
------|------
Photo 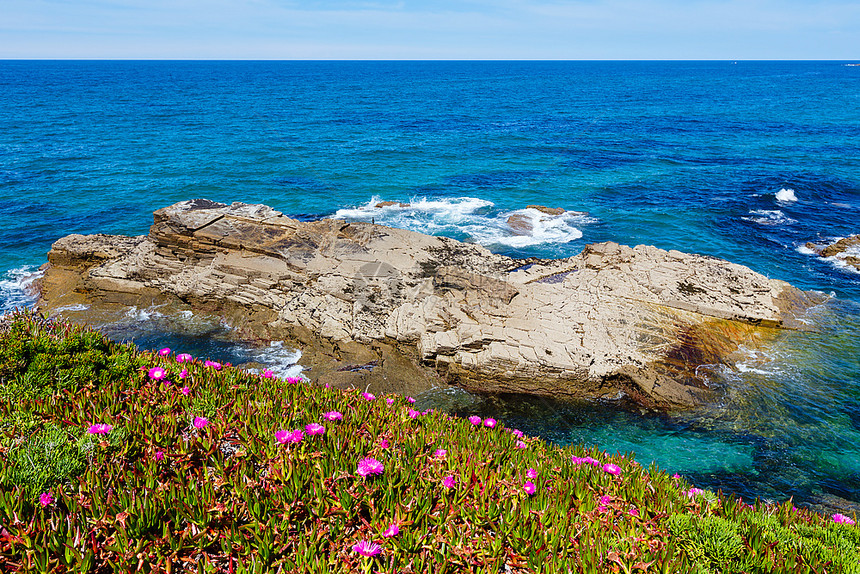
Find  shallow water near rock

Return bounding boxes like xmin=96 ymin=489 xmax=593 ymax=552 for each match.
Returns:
xmin=2 ymin=60 xmax=859 ymax=511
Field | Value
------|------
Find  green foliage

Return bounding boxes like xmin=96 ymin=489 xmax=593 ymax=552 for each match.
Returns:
xmin=0 ymin=311 xmax=858 ymax=573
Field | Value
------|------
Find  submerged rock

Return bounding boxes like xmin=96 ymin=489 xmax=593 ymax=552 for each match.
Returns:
xmin=805 ymin=235 xmax=860 ymax=272
xmin=38 ymin=199 xmax=821 ymax=409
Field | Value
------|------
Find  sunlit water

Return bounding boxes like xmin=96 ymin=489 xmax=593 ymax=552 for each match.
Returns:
xmin=1 ymin=61 xmax=858 ymax=511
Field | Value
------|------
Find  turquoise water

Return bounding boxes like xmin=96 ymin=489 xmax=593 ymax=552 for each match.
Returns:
xmin=1 ymin=61 xmax=859 ymax=510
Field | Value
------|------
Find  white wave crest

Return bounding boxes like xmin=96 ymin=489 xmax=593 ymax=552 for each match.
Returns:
xmin=797 ymin=237 xmax=860 ymax=275
xmin=775 ymin=188 xmax=798 ymax=202
xmin=248 ymin=341 xmax=304 ymax=379
xmin=743 ymin=209 xmax=796 ymax=226
xmin=331 ymin=196 xmax=592 ymax=249
xmin=0 ymin=266 xmax=43 ymax=314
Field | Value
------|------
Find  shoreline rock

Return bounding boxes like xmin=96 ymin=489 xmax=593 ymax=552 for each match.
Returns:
xmin=37 ymin=199 xmax=822 ymax=410
xmin=805 ymin=235 xmax=860 ymax=272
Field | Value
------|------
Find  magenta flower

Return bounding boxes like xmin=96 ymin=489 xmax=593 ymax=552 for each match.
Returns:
xmin=180 ymin=386 xmax=190 ymax=395
xmin=572 ymin=456 xmax=601 ymax=466
xmin=179 ymin=368 xmax=188 ymax=379
xmin=833 ymin=513 xmax=856 ymax=526
xmin=672 ymin=473 xmax=681 ymax=480
xmin=323 ymin=411 xmax=343 ymax=422
xmin=154 ymin=450 xmax=165 ymax=462
xmin=599 ymin=495 xmax=612 ymax=505
xmin=39 ymin=492 xmax=54 ymax=507
xmin=407 ymin=408 xmax=420 ymax=419
xmin=148 ymin=367 xmax=166 ymax=381
xmin=275 ymin=430 xmax=290 ymax=444
xmin=288 ymin=429 xmax=304 ymax=443
xmin=524 ymin=481 xmax=536 ymax=495
xmin=406 ymin=396 xmax=416 ymax=404
xmin=442 ymin=475 xmax=456 ymax=489
xmin=362 ymin=392 xmax=376 ymax=401
xmin=511 ymin=429 xmax=524 ymax=438
xmin=192 ymin=416 xmax=209 ymax=429
xmin=526 ymin=468 xmax=537 ymax=479
xmin=684 ymin=488 xmax=706 ymax=498
xmin=87 ymin=423 xmax=113 ymax=434
xmin=382 ymin=523 xmax=400 ymax=538
xmin=204 ymin=360 xmax=221 ymax=370
xmin=515 ymin=440 xmax=527 ymax=449
xmin=305 ymin=423 xmax=325 ymax=436
xmin=287 ymin=376 xmax=302 ymax=385
xmin=261 ymin=369 xmax=274 ymax=378
xmin=352 ymin=540 xmax=382 ymax=557
xmin=434 ymin=448 xmax=447 ymax=459
xmin=158 ymin=347 xmax=171 ymax=357
xmin=176 ymin=353 xmax=192 ymax=363
xmin=629 ymin=507 xmax=640 ymax=517
xmin=379 ymin=438 xmax=390 ymax=449
xmin=468 ymin=415 xmax=482 ymax=425
xmin=357 ymin=457 xmax=384 ymax=477
xmin=385 ymin=398 xmax=395 ymax=405
xmin=603 ymin=463 xmax=621 ymax=476
xmin=484 ymin=418 xmax=497 ymax=429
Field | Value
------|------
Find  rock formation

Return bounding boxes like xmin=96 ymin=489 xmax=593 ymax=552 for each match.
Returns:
xmin=805 ymin=235 xmax=860 ymax=272
xmin=38 ymin=199 xmax=820 ymax=409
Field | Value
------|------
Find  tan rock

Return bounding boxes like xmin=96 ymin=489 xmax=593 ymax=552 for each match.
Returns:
xmin=526 ymin=205 xmax=566 ymax=216
xmin=375 ymin=201 xmax=410 ymax=208
xmin=37 ymin=199 xmax=823 ymax=410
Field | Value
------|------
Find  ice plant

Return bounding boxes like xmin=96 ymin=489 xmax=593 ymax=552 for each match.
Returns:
xmin=526 ymin=468 xmax=537 ymax=479
xmin=204 ymin=360 xmax=221 ymax=370
xmin=176 ymin=353 xmax=192 ymax=363
xmin=603 ymin=463 xmax=621 ymax=476
xmin=406 ymin=396 xmax=416 ymax=403
xmin=147 ymin=367 xmax=166 ymax=381
xmin=323 ymin=411 xmax=343 ymax=421
xmin=572 ymin=456 xmax=600 ymax=467
xmin=524 ymin=481 xmax=536 ymax=495
xmin=275 ymin=430 xmax=290 ymax=444
xmin=629 ymin=507 xmax=640 ymax=517
xmin=352 ymin=540 xmax=382 ymax=557
xmin=192 ymin=416 xmax=209 ymax=429
xmin=484 ymin=418 xmax=497 ymax=428
xmin=154 ymin=450 xmax=165 ymax=462
xmin=385 ymin=397 xmax=395 ymax=405
xmin=434 ymin=448 xmax=447 ymax=458
xmin=407 ymin=408 xmax=420 ymax=419
xmin=357 ymin=457 xmax=384 ymax=477
xmin=684 ymin=488 xmax=706 ymax=498
xmin=362 ymin=392 xmax=376 ymax=401
xmin=305 ymin=423 xmax=325 ymax=436
xmin=180 ymin=386 xmax=190 ymax=395
xmin=179 ymin=368 xmax=187 ymax=379
xmin=511 ymin=429 xmax=524 ymax=438
xmin=286 ymin=376 xmax=303 ymax=384
xmin=833 ymin=513 xmax=856 ymax=526
xmin=39 ymin=492 xmax=54 ymax=507
xmin=442 ymin=475 xmax=456 ymax=489
xmin=383 ymin=523 xmax=400 ymax=538
xmin=379 ymin=438 xmax=390 ymax=449
xmin=515 ymin=440 xmax=527 ymax=449
xmin=469 ymin=415 xmax=482 ymax=425
xmin=261 ymin=369 xmax=274 ymax=378
xmin=87 ymin=423 xmax=113 ymax=434
xmin=158 ymin=347 xmax=171 ymax=356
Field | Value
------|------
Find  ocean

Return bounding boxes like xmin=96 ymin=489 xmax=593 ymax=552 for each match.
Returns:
xmin=1 ymin=60 xmax=859 ymax=511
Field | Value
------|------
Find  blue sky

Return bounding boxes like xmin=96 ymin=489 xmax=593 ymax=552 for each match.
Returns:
xmin=2 ymin=0 xmax=858 ymax=59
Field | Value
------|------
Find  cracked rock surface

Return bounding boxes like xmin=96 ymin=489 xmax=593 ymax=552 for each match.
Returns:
xmin=38 ymin=199 xmax=820 ymax=409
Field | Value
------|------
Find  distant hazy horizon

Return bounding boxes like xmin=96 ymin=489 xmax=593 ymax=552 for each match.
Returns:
xmin=2 ymin=1 xmax=858 ymax=60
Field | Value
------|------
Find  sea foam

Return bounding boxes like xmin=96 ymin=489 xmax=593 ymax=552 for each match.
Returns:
xmin=0 ymin=266 xmax=43 ymax=314
xmin=775 ymin=188 xmax=798 ymax=202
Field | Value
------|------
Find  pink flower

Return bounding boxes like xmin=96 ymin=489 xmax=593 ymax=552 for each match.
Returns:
xmin=286 ymin=376 xmax=302 ymax=385
xmin=511 ymin=429 xmax=524 ymax=438
xmin=305 ymin=423 xmax=325 ymax=436
xmin=684 ymin=488 xmax=705 ymax=498
xmin=442 ymin=475 xmax=456 ymax=489
xmin=176 ymin=353 xmax=192 ymax=363
xmin=192 ymin=416 xmax=209 ymax=429
xmin=288 ymin=429 xmax=304 ymax=443
xmin=352 ymin=540 xmax=382 ymax=557
xmin=379 ymin=438 xmax=390 ymax=449
xmin=672 ymin=473 xmax=681 ymax=480
xmin=382 ymin=523 xmax=400 ymax=538
xmin=39 ymin=492 xmax=54 ymax=507
xmin=629 ymin=507 xmax=640 ymax=517
xmin=275 ymin=430 xmax=290 ymax=444
xmin=484 ymin=418 xmax=497 ymax=428
xmin=87 ymin=423 xmax=113 ymax=434
xmin=603 ymin=463 xmax=621 ymax=476
xmin=180 ymin=386 xmax=190 ymax=395
xmin=524 ymin=481 xmax=536 ymax=495
xmin=515 ymin=440 xmax=526 ymax=449
xmin=407 ymin=409 xmax=420 ymax=419
xmin=434 ymin=448 xmax=447 ymax=459
xmin=261 ymin=369 xmax=274 ymax=378
xmin=597 ymin=505 xmax=608 ymax=513
xmin=148 ymin=367 xmax=166 ymax=381
xmin=833 ymin=513 xmax=856 ymax=526
xmin=362 ymin=392 xmax=376 ymax=401
xmin=357 ymin=457 xmax=384 ymax=477
xmin=572 ymin=456 xmax=600 ymax=467
xmin=385 ymin=398 xmax=395 ymax=405
xmin=599 ymin=495 xmax=612 ymax=505
xmin=162 ymin=379 xmax=173 ymax=387
xmin=154 ymin=450 xmax=165 ymax=461
xmin=526 ymin=468 xmax=537 ymax=479
xmin=323 ymin=411 xmax=343 ymax=422
xmin=179 ymin=368 xmax=187 ymax=379
xmin=406 ymin=396 xmax=416 ymax=404
xmin=468 ymin=415 xmax=482 ymax=426
xmin=158 ymin=347 xmax=171 ymax=357
xmin=204 ymin=360 xmax=221 ymax=370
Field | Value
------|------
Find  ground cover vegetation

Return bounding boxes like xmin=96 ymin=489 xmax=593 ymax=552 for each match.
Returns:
xmin=0 ymin=310 xmax=858 ymax=573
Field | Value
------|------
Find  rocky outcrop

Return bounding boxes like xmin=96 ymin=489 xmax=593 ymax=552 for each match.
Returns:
xmin=805 ymin=235 xmax=860 ymax=272
xmin=38 ymin=199 xmax=820 ymax=409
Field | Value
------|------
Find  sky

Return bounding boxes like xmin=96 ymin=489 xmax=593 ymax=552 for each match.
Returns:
xmin=1 ymin=0 xmax=859 ymax=60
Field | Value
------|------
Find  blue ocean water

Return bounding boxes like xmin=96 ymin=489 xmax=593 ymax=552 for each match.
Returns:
xmin=1 ymin=60 xmax=859 ymax=511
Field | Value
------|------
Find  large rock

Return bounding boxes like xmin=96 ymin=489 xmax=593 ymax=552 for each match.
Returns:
xmin=37 ymin=199 xmax=820 ymax=409
xmin=805 ymin=235 xmax=860 ymax=272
